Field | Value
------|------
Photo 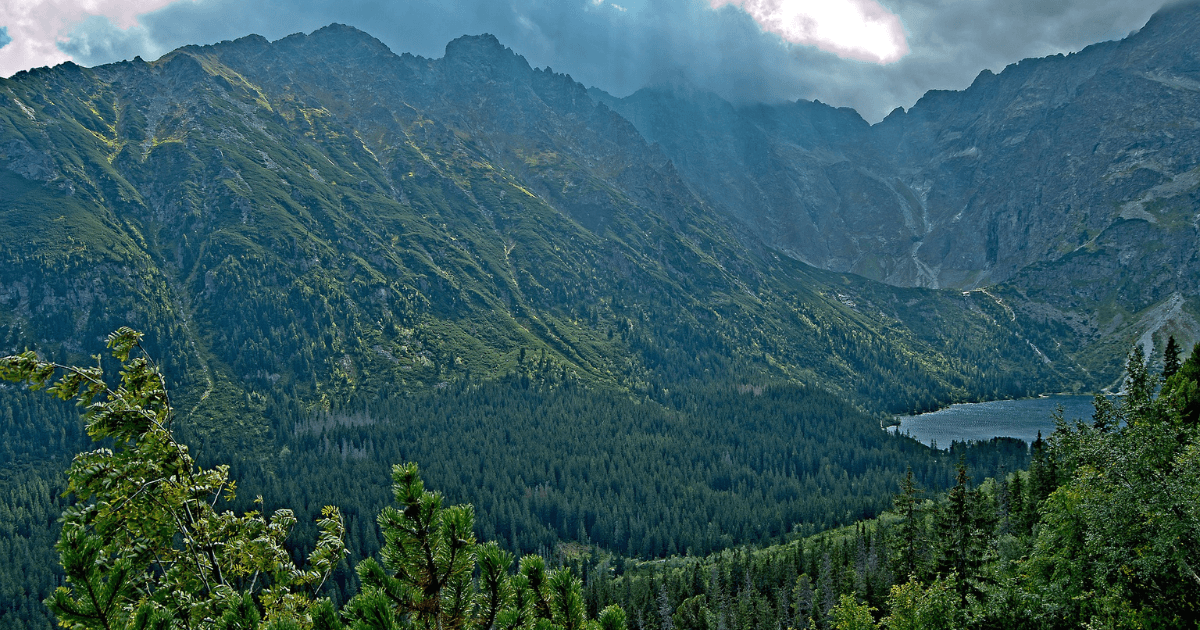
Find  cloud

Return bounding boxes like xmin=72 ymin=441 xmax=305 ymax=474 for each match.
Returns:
xmin=0 ymin=0 xmax=174 ymax=77
xmin=710 ymin=0 xmax=909 ymax=64
xmin=57 ymin=15 xmax=160 ymax=63
xmin=850 ymin=0 xmax=1167 ymax=117
xmin=0 ymin=27 xmax=11 ymax=50
xmin=8 ymin=0 xmax=1173 ymax=123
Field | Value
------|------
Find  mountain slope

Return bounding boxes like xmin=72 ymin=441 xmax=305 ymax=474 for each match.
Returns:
xmin=0 ymin=30 xmax=1084 ymax=624
xmin=598 ymin=2 xmax=1200 ymax=291
xmin=595 ymin=2 xmax=1200 ymax=374
xmin=0 ymin=25 xmax=1081 ymax=450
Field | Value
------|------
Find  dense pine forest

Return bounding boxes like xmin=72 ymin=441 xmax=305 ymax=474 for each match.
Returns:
xmin=0 ymin=332 xmax=1037 ymax=630
xmin=3 ymin=333 xmax=1197 ymax=629
xmin=350 ymin=345 xmax=1198 ymax=629
xmin=586 ymin=343 xmax=1200 ymax=629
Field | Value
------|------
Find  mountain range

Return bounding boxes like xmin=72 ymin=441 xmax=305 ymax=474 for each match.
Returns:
xmin=593 ymin=3 xmax=1200 ymax=381
xmin=2 ymin=4 xmax=1200 ymax=626
xmin=0 ymin=15 xmax=1106 ymax=443
xmin=0 ymin=3 xmax=1197 ymax=441
xmin=598 ymin=2 xmax=1200 ymax=292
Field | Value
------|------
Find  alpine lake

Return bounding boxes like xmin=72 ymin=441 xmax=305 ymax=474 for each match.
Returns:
xmin=890 ymin=395 xmax=1102 ymax=448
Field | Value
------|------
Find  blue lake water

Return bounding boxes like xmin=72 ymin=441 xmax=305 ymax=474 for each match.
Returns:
xmin=891 ymin=395 xmax=1101 ymax=448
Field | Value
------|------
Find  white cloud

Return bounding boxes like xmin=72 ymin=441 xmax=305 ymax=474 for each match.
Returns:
xmin=0 ymin=0 xmax=175 ymax=77
xmin=710 ymin=0 xmax=909 ymax=63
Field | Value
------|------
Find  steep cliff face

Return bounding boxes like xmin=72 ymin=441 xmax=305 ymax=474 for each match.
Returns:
xmin=592 ymin=2 xmax=1200 ymax=371
xmin=880 ymin=4 xmax=1200 ymax=295
xmin=600 ymin=2 xmax=1200 ymax=300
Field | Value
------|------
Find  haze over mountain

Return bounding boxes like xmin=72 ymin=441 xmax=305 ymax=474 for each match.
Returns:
xmin=0 ymin=18 xmax=1108 ymax=625
xmin=1 ymin=17 xmax=1098 ymax=434
xmin=3 ymin=0 xmax=1167 ymax=124
xmin=599 ymin=1 xmax=1198 ymax=288
xmin=594 ymin=1 xmax=1200 ymax=375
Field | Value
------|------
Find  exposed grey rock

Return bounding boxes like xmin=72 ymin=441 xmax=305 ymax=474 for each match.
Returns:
xmin=598 ymin=1 xmax=1200 ymax=305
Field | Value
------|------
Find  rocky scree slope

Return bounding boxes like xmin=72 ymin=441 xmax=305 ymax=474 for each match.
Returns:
xmin=594 ymin=1 xmax=1200 ymax=382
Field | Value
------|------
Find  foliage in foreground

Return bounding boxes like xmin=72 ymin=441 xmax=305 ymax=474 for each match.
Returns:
xmin=0 ymin=338 xmax=1032 ymax=630
xmin=0 ymin=328 xmax=623 ymax=630
xmin=7 ymin=327 xmax=1198 ymax=629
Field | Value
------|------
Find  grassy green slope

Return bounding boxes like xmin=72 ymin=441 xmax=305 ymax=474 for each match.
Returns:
xmin=0 ymin=28 xmax=1090 ymax=452
xmin=0 ymin=32 xmax=1111 ymax=625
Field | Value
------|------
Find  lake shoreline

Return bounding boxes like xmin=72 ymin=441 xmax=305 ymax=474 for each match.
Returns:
xmin=888 ymin=394 xmax=1101 ymax=449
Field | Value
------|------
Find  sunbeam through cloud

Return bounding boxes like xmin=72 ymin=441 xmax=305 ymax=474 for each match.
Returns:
xmin=710 ymin=0 xmax=908 ymax=63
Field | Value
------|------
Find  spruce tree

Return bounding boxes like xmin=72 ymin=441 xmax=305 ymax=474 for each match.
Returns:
xmin=1124 ymin=345 xmax=1154 ymax=416
xmin=1027 ymin=432 xmax=1058 ymax=508
xmin=934 ymin=459 xmax=985 ymax=604
xmin=1164 ymin=341 xmax=1200 ymax=427
xmin=1162 ymin=335 xmax=1182 ymax=380
xmin=1006 ymin=472 xmax=1032 ymax=536
xmin=890 ymin=468 xmax=924 ymax=581
xmin=995 ymin=467 xmax=1010 ymax=537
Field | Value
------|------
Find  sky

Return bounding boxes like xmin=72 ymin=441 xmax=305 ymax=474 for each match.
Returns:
xmin=0 ymin=0 xmax=1172 ymax=122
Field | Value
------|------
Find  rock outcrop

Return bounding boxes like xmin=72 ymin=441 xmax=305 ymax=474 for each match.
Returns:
xmin=598 ymin=1 xmax=1200 ymax=308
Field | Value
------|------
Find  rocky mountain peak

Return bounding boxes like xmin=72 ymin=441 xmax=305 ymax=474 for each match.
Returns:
xmin=603 ymin=0 xmax=1200 ymax=310
xmin=442 ymin=33 xmax=532 ymax=82
xmin=306 ymin=23 xmax=392 ymax=52
xmin=1119 ymin=0 xmax=1200 ymax=70
xmin=1137 ymin=0 xmax=1200 ymax=38
xmin=221 ymin=33 xmax=271 ymax=53
xmin=253 ymin=22 xmax=396 ymax=69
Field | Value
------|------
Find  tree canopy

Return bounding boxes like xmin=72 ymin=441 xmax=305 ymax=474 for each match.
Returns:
xmin=583 ymin=342 xmax=1200 ymax=629
xmin=0 ymin=329 xmax=623 ymax=630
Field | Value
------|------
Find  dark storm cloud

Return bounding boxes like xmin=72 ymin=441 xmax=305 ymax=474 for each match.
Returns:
xmin=0 ymin=27 xmax=11 ymax=50
xmin=57 ymin=0 xmax=1169 ymax=122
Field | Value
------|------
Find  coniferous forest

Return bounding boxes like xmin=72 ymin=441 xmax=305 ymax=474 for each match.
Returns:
xmin=587 ymin=343 xmax=1200 ymax=629
xmin=5 ymin=4 xmax=1200 ymax=628
xmin=0 ymin=330 xmax=1038 ymax=630
xmin=2 ymin=332 xmax=1198 ymax=629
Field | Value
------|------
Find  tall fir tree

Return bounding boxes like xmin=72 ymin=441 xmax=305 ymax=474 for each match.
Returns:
xmin=1124 ymin=345 xmax=1154 ymax=417
xmin=1164 ymin=341 xmax=1200 ymax=427
xmin=1162 ymin=335 xmax=1182 ymax=380
xmin=891 ymin=468 xmax=924 ymax=582
xmin=934 ymin=460 xmax=985 ymax=605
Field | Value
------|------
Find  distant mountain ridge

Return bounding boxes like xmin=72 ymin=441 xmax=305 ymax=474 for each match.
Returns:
xmin=3 ymin=2 xmax=1196 ymax=437
xmin=0 ymin=19 xmax=1093 ymax=453
xmin=3 ymin=21 xmax=1196 ymax=627
xmin=592 ymin=1 xmax=1200 ymax=375
xmin=598 ymin=1 xmax=1200 ymax=293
